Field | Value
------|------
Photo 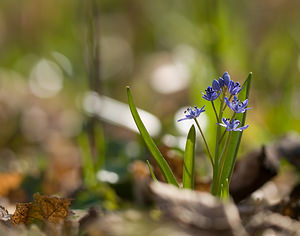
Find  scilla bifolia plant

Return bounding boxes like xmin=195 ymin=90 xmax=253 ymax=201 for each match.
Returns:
xmin=127 ymin=71 xmax=252 ymax=200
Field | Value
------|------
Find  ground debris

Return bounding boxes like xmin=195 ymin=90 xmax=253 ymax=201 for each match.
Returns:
xmin=0 ymin=205 xmax=10 ymax=221
xmin=244 ymin=210 xmax=300 ymax=236
xmin=83 ymin=208 xmax=195 ymax=236
xmin=230 ymin=133 xmax=300 ymax=202
xmin=150 ymin=182 xmax=248 ymax=236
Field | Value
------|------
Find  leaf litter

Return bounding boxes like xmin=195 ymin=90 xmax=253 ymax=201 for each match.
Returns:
xmin=8 ymin=193 xmax=71 ymax=225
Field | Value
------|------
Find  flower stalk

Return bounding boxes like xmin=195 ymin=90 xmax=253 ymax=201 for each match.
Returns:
xmin=211 ymin=101 xmax=219 ymax=123
xmin=194 ymin=118 xmax=214 ymax=166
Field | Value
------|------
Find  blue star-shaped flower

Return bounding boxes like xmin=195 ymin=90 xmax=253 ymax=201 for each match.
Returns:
xmin=217 ymin=118 xmax=249 ymax=131
xmin=224 ymin=96 xmax=251 ymax=113
xmin=228 ymin=80 xmax=243 ymax=95
xmin=177 ymin=106 xmax=205 ymax=122
xmin=201 ymin=86 xmax=221 ymax=101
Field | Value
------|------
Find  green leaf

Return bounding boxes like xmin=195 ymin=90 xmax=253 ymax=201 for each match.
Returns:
xmin=146 ymin=160 xmax=158 ymax=182
xmin=78 ymin=132 xmax=97 ymax=188
xmin=182 ymin=125 xmax=196 ymax=189
xmin=220 ymin=178 xmax=229 ymax=200
xmin=218 ymin=72 xmax=252 ymax=195
xmin=94 ymin=124 xmax=106 ymax=171
xmin=127 ymin=87 xmax=179 ymax=187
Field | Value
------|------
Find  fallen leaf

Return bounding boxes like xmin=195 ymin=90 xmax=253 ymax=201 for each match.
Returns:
xmin=11 ymin=193 xmax=71 ymax=225
xmin=150 ymin=145 xmax=184 ymax=183
xmin=33 ymin=193 xmax=71 ymax=224
xmin=11 ymin=203 xmax=33 ymax=225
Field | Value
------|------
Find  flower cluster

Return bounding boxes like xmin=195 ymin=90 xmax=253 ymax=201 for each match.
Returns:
xmin=128 ymin=71 xmax=251 ymax=198
xmin=174 ymin=71 xmax=252 ymax=198
xmin=212 ymin=72 xmax=230 ymax=91
xmin=178 ymin=71 xmax=250 ymax=132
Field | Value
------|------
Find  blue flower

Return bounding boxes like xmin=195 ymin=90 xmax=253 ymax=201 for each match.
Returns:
xmin=228 ymin=80 xmax=243 ymax=95
xmin=217 ymin=118 xmax=249 ymax=131
xmin=222 ymin=72 xmax=231 ymax=87
xmin=178 ymin=106 xmax=205 ymax=122
xmin=224 ymin=96 xmax=250 ymax=113
xmin=212 ymin=79 xmax=221 ymax=91
xmin=201 ymin=86 xmax=221 ymax=101
xmin=218 ymin=77 xmax=225 ymax=88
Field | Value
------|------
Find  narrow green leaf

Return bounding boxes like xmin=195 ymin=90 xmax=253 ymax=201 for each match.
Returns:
xmin=78 ymin=132 xmax=97 ymax=188
xmin=218 ymin=72 xmax=252 ymax=195
xmin=220 ymin=178 xmax=229 ymax=200
xmin=146 ymin=160 xmax=158 ymax=182
xmin=183 ymin=125 xmax=196 ymax=189
xmin=127 ymin=87 xmax=179 ymax=187
xmin=94 ymin=124 xmax=106 ymax=171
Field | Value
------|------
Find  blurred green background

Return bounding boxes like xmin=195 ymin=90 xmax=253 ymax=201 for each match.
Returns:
xmin=0 ymin=0 xmax=299 ymax=205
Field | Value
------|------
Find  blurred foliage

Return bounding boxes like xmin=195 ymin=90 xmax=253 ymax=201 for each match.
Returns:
xmin=0 ymin=0 xmax=300 ymax=207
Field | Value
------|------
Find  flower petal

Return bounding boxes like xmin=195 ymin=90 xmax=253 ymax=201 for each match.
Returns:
xmin=200 ymin=105 xmax=205 ymax=112
xmin=235 ymin=124 xmax=249 ymax=131
xmin=212 ymin=79 xmax=220 ymax=91
xmin=222 ymin=72 xmax=231 ymax=86
xmin=177 ymin=117 xmax=190 ymax=122
xmin=217 ymin=123 xmax=227 ymax=128
xmin=218 ymin=77 xmax=225 ymax=87
xmin=241 ymin=99 xmax=248 ymax=108
xmin=224 ymin=97 xmax=234 ymax=111
xmin=222 ymin=118 xmax=230 ymax=126
xmin=233 ymin=119 xmax=241 ymax=129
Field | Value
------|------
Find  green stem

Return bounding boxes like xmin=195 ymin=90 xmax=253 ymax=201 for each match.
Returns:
xmin=194 ymin=118 xmax=214 ymax=167
xmin=215 ymin=131 xmax=232 ymax=195
xmin=211 ymin=101 xmax=219 ymax=122
xmin=218 ymin=130 xmax=227 ymax=144
xmin=211 ymin=92 xmax=226 ymax=195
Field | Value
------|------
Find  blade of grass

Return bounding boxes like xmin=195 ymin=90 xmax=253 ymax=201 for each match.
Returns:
xmin=217 ymin=72 xmax=252 ymax=195
xmin=94 ymin=124 xmax=106 ymax=171
xmin=182 ymin=125 xmax=196 ymax=189
xmin=78 ymin=132 xmax=97 ymax=188
xmin=127 ymin=87 xmax=179 ymax=187
xmin=146 ymin=160 xmax=158 ymax=182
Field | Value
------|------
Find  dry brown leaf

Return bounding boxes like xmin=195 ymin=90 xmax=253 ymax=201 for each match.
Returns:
xmin=11 ymin=193 xmax=71 ymax=225
xmin=33 ymin=193 xmax=71 ymax=224
xmin=11 ymin=203 xmax=33 ymax=225
xmin=150 ymin=145 xmax=184 ymax=183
